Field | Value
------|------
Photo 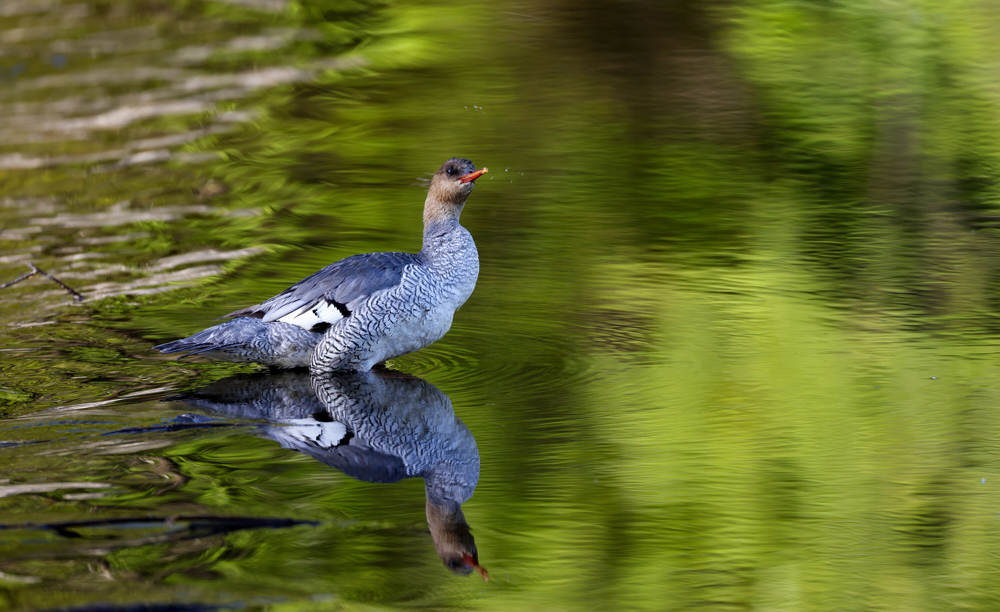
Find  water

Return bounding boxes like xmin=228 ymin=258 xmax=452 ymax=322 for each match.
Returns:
xmin=3 ymin=0 xmax=1000 ymax=610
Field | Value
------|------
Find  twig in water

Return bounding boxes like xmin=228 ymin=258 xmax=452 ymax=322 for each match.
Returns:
xmin=0 ymin=262 xmax=84 ymax=301
xmin=30 ymin=263 xmax=84 ymax=301
xmin=0 ymin=269 xmax=36 ymax=290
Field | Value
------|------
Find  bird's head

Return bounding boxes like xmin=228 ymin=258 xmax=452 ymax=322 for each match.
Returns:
xmin=426 ymin=158 xmax=488 ymax=208
xmin=427 ymin=500 xmax=489 ymax=581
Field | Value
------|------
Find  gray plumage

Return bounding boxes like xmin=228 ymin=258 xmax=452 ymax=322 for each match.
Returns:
xmin=309 ymin=370 xmax=480 ymax=507
xmin=176 ymin=368 xmax=485 ymax=575
xmin=153 ymin=158 xmax=485 ymax=372
xmin=152 ymin=317 xmax=323 ymax=369
xmin=226 ymin=251 xmax=420 ymax=323
xmin=177 ymin=369 xmax=324 ymax=419
xmin=179 ymin=369 xmax=480 ymax=507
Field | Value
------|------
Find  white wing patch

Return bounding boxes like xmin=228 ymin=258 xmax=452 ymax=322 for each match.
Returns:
xmin=269 ymin=420 xmax=348 ymax=451
xmin=277 ymin=300 xmax=345 ymax=331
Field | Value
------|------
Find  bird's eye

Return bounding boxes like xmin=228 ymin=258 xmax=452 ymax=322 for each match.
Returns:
xmin=446 ymin=168 xmax=454 ymax=175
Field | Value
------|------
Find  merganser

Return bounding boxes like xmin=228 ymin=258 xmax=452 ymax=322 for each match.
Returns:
xmin=179 ymin=368 xmax=488 ymax=579
xmin=154 ymin=158 xmax=487 ymax=371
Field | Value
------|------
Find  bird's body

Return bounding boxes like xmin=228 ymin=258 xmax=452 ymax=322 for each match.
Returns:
xmin=154 ymin=159 xmax=487 ymax=372
xmin=178 ymin=368 xmax=486 ymax=578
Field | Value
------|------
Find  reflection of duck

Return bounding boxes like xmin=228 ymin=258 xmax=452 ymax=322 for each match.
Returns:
xmin=180 ymin=368 xmax=488 ymax=579
xmin=155 ymin=159 xmax=487 ymax=372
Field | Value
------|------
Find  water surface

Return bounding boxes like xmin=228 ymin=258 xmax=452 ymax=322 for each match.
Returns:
xmin=3 ymin=0 xmax=1000 ymax=610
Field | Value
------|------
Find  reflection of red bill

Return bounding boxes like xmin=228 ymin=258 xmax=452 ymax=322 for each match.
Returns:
xmin=459 ymin=168 xmax=489 ymax=184
xmin=462 ymin=552 xmax=490 ymax=581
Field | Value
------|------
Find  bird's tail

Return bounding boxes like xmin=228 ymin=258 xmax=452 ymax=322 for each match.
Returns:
xmin=153 ymin=317 xmax=322 ymax=368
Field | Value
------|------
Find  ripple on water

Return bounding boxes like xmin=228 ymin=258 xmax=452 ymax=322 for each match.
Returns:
xmin=398 ymin=329 xmax=599 ymax=405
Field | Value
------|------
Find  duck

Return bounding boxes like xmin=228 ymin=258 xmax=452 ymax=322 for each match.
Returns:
xmin=179 ymin=368 xmax=488 ymax=580
xmin=154 ymin=158 xmax=487 ymax=371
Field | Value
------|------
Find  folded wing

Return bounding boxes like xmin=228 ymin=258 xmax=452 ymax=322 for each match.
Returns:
xmin=226 ymin=252 xmax=420 ymax=332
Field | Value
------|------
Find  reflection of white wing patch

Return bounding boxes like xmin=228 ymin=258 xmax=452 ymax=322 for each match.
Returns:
xmin=278 ymin=300 xmax=345 ymax=331
xmin=270 ymin=420 xmax=348 ymax=451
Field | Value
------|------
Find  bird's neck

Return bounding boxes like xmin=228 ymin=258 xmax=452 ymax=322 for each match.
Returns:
xmin=423 ymin=216 xmax=460 ymax=245
xmin=422 ymin=195 xmax=466 ymax=253
xmin=426 ymin=499 xmax=472 ymax=552
xmin=423 ymin=193 xmax=465 ymax=227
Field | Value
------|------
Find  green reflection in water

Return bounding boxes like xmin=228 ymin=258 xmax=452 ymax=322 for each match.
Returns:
xmin=2 ymin=0 xmax=1000 ymax=610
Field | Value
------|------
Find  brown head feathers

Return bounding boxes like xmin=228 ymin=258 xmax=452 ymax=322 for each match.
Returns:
xmin=423 ymin=158 xmax=488 ymax=225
